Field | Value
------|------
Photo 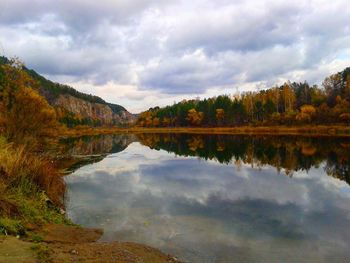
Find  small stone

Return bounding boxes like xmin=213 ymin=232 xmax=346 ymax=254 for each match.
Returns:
xmin=70 ymin=249 xmax=78 ymax=255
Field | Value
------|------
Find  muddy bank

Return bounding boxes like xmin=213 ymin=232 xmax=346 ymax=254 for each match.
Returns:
xmin=0 ymin=224 xmax=180 ymax=263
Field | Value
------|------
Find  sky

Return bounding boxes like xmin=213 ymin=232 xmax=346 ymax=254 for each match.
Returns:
xmin=1 ymin=0 xmax=350 ymax=113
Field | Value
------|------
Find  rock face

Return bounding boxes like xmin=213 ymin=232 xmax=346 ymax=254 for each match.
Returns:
xmin=0 ymin=55 xmax=135 ymax=127
xmin=53 ymin=94 xmax=134 ymax=126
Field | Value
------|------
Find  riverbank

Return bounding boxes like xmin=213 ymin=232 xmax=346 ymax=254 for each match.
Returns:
xmin=62 ymin=124 xmax=350 ymax=137
xmin=0 ymin=224 xmax=179 ymax=263
xmin=0 ymin=137 xmax=180 ymax=263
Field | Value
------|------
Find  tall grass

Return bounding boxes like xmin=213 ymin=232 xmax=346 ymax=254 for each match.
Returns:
xmin=0 ymin=139 xmax=65 ymax=206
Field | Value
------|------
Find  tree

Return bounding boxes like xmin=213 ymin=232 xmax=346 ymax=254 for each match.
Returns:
xmin=186 ymin=109 xmax=204 ymax=126
xmin=296 ymin=105 xmax=316 ymax=123
xmin=254 ymin=101 xmax=264 ymax=121
xmin=215 ymin=108 xmax=224 ymax=126
xmin=264 ymin=99 xmax=275 ymax=117
xmin=282 ymin=83 xmax=296 ymax=113
xmin=152 ymin=117 xmax=160 ymax=127
xmin=0 ymin=60 xmax=59 ymax=144
xmin=4 ymin=81 xmax=59 ymax=141
xmin=323 ymin=73 xmax=342 ymax=106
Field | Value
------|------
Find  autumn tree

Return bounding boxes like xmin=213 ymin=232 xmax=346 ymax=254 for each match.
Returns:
xmin=136 ymin=66 xmax=350 ymax=127
xmin=215 ymin=108 xmax=224 ymax=126
xmin=186 ymin=109 xmax=204 ymax=126
xmin=323 ymin=73 xmax=342 ymax=106
xmin=282 ymin=83 xmax=296 ymax=113
xmin=0 ymin=59 xmax=59 ymax=144
xmin=296 ymin=105 xmax=316 ymax=123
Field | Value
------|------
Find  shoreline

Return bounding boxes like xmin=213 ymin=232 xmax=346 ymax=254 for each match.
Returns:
xmin=0 ymin=224 xmax=180 ymax=263
xmin=0 ymin=136 xmax=180 ymax=263
xmin=3 ymin=124 xmax=350 ymax=262
xmin=61 ymin=125 xmax=350 ymax=137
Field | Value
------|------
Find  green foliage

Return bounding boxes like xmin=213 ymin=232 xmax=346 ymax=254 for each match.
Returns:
xmin=137 ymin=67 xmax=350 ymax=127
xmin=30 ymin=234 xmax=44 ymax=243
xmin=0 ymin=218 xmax=24 ymax=235
xmin=30 ymin=244 xmax=51 ymax=263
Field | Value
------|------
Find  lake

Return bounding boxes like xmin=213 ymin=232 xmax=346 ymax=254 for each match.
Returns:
xmin=62 ymin=134 xmax=350 ymax=263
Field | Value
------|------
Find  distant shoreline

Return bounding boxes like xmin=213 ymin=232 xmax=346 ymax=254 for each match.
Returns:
xmin=61 ymin=125 xmax=350 ymax=137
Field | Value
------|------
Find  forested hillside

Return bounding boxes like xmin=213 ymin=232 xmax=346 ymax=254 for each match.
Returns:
xmin=137 ymin=68 xmax=350 ymax=127
xmin=0 ymin=57 xmax=134 ymax=127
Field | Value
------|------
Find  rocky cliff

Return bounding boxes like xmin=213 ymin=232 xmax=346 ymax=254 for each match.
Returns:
xmin=0 ymin=56 xmax=136 ymax=127
xmin=53 ymin=94 xmax=134 ymax=126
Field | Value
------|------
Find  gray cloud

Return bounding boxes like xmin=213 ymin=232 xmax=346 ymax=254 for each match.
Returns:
xmin=1 ymin=0 xmax=350 ymax=109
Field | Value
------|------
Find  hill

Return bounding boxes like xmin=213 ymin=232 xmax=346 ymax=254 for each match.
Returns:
xmin=0 ymin=56 xmax=134 ymax=127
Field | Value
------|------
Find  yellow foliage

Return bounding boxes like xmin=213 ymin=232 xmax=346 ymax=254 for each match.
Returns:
xmin=187 ymin=136 xmax=204 ymax=151
xmin=296 ymin=105 xmax=316 ymax=123
xmin=152 ymin=117 xmax=160 ymax=127
xmin=300 ymin=105 xmax=316 ymax=116
xmin=186 ymin=108 xmax=204 ymax=126
xmin=5 ymin=87 xmax=59 ymax=141
xmin=215 ymin=108 xmax=224 ymax=120
xmin=0 ymin=62 xmax=60 ymax=144
xmin=296 ymin=112 xmax=311 ymax=122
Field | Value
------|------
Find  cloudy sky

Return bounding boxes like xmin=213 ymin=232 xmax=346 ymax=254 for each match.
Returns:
xmin=1 ymin=0 xmax=350 ymax=112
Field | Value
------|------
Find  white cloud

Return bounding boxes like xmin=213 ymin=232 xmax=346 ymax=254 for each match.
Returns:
xmin=1 ymin=0 xmax=350 ymax=112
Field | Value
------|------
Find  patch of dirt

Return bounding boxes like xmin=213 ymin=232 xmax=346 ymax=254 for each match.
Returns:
xmin=0 ymin=236 xmax=36 ymax=263
xmin=49 ymin=241 xmax=179 ymax=263
xmin=34 ymin=224 xmax=181 ymax=263
xmin=38 ymin=224 xmax=103 ymax=244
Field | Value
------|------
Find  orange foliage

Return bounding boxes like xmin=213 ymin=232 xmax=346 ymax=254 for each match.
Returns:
xmin=339 ymin=113 xmax=350 ymax=123
xmin=152 ymin=117 xmax=160 ymax=127
xmin=300 ymin=105 xmax=316 ymax=115
xmin=215 ymin=108 xmax=224 ymax=121
xmin=296 ymin=105 xmax=316 ymax=123
xmin=187 ymin=136 xmax=204 ymax=151
xmin=186 ymin=108 xmax=204 ymax=126
xmin=0 ymin=61 xmax=60 ymax=144
xmin=5 ymin=87 xmax=59 ymax=140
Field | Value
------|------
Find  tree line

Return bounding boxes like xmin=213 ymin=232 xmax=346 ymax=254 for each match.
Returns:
xmin=137 ymin=67 xmax=350 ymax=127
xmin=137 ymin=133 xmax=350 ymax=184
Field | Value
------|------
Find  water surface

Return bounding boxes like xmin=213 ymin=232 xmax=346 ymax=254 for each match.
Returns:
xmin=63 ymin=134 xmax=350 ymax=263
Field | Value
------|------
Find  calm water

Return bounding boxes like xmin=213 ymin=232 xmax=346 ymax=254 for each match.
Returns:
xmin=62 ymin=134 xmax=350 ymax=263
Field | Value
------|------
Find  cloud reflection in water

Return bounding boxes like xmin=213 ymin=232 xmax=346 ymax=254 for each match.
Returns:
xmin=65 ymin=142 xmax=350 ymax=263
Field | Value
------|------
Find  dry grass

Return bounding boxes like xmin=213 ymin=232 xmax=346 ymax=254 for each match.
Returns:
xmin=0 ymin=137 xmax=70 ymax=236
xmin=0 ymin=138 xmax=65 ymax=214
